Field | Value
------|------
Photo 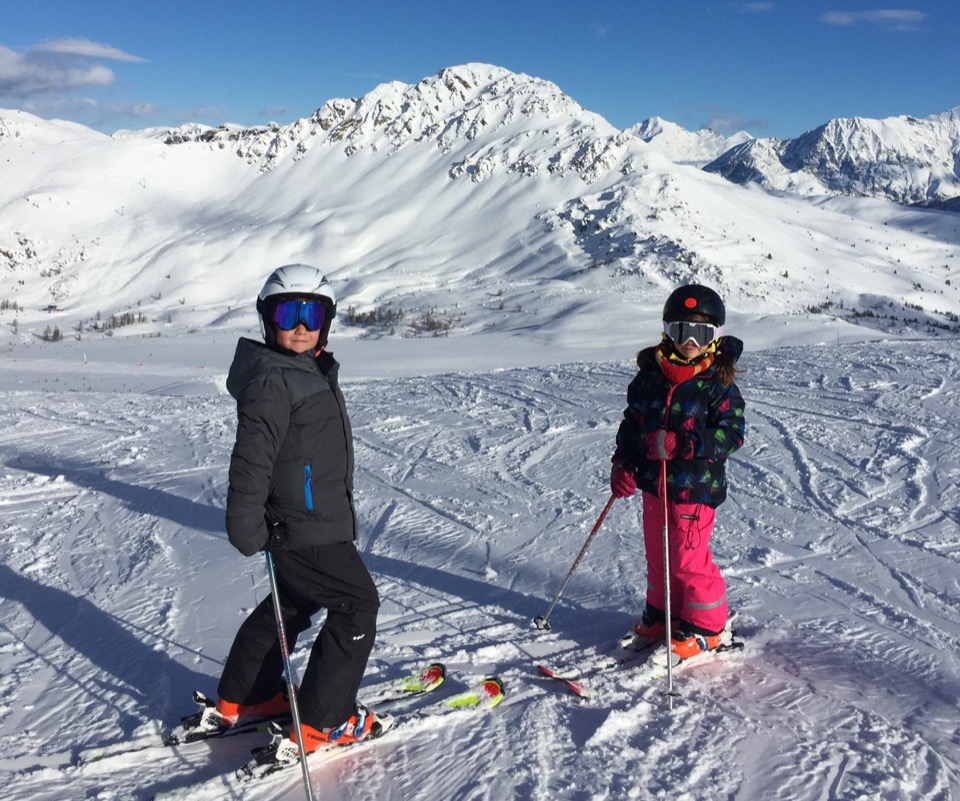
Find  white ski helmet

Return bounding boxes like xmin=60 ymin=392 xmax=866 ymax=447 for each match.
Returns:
xmin=255 ymin=264 xmax=337 ymax=345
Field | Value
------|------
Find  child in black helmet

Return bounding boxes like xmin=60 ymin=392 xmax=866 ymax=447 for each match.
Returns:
xmin=610 ymin=284 xmax=745 ymax=659
xmin=209 ymin=264 xmax=381 ymax=763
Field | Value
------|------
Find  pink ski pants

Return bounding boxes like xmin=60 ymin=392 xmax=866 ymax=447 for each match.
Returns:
xmin=641 ymin=490 xmax=728 ymax=634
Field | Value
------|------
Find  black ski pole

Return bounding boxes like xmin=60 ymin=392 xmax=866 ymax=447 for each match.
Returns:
xmin=533 ymin=493 xmax=616 ymax=631
xmin=265 ymin=551 xmax=315 ymax=801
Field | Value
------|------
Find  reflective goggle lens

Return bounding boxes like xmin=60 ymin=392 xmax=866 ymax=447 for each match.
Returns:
xmin=664 ymin=321 xmax=719 ymax=347
xmin=272 ymin=300 xmax=326 ymax=331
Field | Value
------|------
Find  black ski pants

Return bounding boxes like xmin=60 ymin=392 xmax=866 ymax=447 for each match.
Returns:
xmin=218 ymin=542 xmax=379 ymax=729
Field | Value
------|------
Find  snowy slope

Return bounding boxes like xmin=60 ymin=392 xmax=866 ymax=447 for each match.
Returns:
xmin=1 ymin=334 xmax=958 ymax=801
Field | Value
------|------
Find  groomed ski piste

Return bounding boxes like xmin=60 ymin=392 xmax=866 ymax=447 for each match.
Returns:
xmin=1 ymin=326 xmax=958 ymax=801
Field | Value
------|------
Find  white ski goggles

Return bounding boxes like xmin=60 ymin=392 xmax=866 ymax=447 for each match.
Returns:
xmin=663 ymin=320 xmax=722 ymax=347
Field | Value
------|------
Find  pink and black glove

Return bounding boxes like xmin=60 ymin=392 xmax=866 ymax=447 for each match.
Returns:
xmin=645 ymin=429 xmax=694 ymax=461
xmin=610 ymin=460 xmax=637 ymax=498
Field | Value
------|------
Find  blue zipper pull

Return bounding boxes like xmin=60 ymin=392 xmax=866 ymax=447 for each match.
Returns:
xmin=304 ymin=463 xmax=314 ymax=511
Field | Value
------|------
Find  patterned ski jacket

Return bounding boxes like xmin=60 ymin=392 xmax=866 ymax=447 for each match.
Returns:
xmin=224 ymin=338 xmax=356 ymax=556
xmin=613 ymin=336 xmax=746 ymax=507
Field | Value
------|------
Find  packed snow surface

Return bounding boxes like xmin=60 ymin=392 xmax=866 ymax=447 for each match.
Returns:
xmin=1 ymin=332 xmax=958 ymax=800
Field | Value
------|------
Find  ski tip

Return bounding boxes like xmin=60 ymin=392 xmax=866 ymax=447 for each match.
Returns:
xmin=438 ymin=677 xmax=505 ymax=711
xmin=480 ymin=677 xmax=505 ymax=708
xmin=400 ymin=662 xmax=446 ymax=694
xmin=536 ymin=662 xmax=585 ymax=682
xmin=564 ymin=679 xmax=592 ymax=698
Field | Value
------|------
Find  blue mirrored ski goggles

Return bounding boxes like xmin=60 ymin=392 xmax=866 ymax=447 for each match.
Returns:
xmin=663 ymin=320 xmax=720 ymax=347
xmin=272 ymin=299 xmax=326 ymax=331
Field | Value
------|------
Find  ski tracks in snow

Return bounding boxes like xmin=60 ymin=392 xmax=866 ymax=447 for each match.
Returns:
xmin=1 ymin=342 xmax=959 ymax=799
xmin=345 ymin=344 xmax=960 ymax=800
xmin=0 ymin=388 xmax=237 ymax=790
xmin=724 ymin=344 xmax=960 ymax=800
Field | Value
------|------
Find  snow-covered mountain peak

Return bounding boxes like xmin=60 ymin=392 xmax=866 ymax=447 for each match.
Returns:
xmin=150 ymin=63 xmax=616 ymax=172
xmin=627 ymin=116 xmax=750 ymax=166
xmin=706 ymin=107 xmax=960 ymax=207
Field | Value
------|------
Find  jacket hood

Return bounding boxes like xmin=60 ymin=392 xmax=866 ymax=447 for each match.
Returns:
xmin=718 ymin=335 xmax=744 ymax=363
xmin=226 ymin=337 xmax=331 ymax=401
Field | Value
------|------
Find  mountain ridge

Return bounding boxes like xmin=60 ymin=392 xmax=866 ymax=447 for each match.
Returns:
xmin=144 ymin=64 xmax=619 ymax=175
xmin=704 ymin=107 xmax=960 ymax=208
xmin=117 ymin=65 xmax=960 ymax=212
xmin=1 ymin=63 xmax=958 ymax=346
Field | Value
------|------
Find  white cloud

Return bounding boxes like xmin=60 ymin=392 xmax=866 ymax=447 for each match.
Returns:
xmin=259 ymin=104 xmax=293 ymax=120
xmin=15 ymin=94 xmax=164 ymax=128
xmin=703 ymin=113 xmax=768 ymax=135
xmin=0 ymin=38 xmax=146 ymax=99
xmin=820 ymin=9 xmax=928 ymax=31
xmin=33 ymin=38 xmax=148 ymax=63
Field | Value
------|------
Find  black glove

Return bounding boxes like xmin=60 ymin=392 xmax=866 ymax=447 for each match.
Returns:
xmin=264 ymin=518 xmax=285 ymax=552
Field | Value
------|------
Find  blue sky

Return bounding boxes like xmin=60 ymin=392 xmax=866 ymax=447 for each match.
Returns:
xmin=2 ymin=1 xmax=957 ymax=139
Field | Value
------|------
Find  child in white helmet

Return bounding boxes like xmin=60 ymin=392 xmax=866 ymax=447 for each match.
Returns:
xmin=215 ymin=264 xmax=381 ymax=763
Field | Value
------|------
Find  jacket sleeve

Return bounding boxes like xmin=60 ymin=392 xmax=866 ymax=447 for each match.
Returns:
xmin=612 ymin=372 xmax=647 ymax=468
xmin=225 ymin=372 xmax=291 ymax=556
xmin=692 ymin=382 xmax=745 ymax=461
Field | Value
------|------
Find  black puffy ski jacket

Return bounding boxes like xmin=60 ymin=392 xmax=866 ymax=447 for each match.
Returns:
xmin=224 ymin=338 xmax=356 ymax=556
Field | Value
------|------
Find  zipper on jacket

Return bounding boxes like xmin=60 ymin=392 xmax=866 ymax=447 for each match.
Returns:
xmin=304 ymin=463 xmax=315 ymax=511
xmin=662 ymin=384 xmax=678 ymax=426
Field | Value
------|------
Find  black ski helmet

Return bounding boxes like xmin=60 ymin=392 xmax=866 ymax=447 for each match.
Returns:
xmin=662 ymin=284 xmax=725 ymax=326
